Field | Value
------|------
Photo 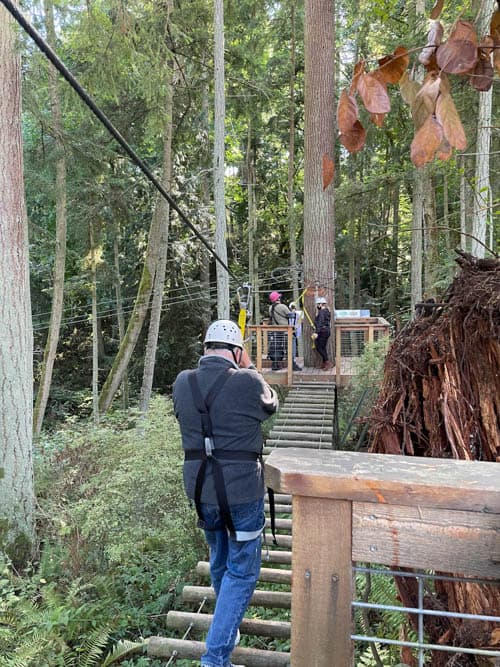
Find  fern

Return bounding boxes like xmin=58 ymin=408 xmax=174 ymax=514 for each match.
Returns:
xmin=100 ymin=639 xmax=146 ymax=666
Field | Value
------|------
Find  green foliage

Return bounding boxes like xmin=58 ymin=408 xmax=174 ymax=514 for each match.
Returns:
xmin=337 ymin=336 xmax=391 ymax=449
xmin=0 ymin=397 xmax=204 ymax=665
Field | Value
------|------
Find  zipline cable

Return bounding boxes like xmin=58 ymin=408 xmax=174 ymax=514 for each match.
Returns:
xmin=0 ymin=0 xmax=240 ymax=284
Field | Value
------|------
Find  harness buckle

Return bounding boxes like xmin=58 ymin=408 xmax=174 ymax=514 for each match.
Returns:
xmin=204 ymin=437 xmax=214 ymax=457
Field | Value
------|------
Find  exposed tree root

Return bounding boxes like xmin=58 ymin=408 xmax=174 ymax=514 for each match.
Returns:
xmin=367 ymin=251 xmax=500 ymax=664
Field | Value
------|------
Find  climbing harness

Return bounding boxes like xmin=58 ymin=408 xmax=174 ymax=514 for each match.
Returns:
xmin=184 ymin=369 xmax=276 ymax=543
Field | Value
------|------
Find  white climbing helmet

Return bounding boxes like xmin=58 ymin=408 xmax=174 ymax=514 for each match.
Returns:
xmin=315 ymin=296 xmax=327 ymax=304
xmin=204 ymin=319 xmax=244 ymax=349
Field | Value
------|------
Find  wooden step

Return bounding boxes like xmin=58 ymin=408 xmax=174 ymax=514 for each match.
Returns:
xmin=166 ymin=610 xmax=291 ymax=639
xmin=147 ymin=637 xmax=290 ymax=666
xmin=264 ymin=503 xmax=292 ymax=513
xmin=182 ymin=585 xmax=292 ymax=609
xmin=266 ymin=439 xmax=332 ymax=449
xmin=269 ymin=430 xmax=332 ymax=442
xmin=261 ymin=549 xmax=292 ymax=565
xmin=196 ymin=561 xmax=291 ymax=584
xmin=265 ymin=517 xmax=292 ymax=531
xmin=271 ymin=425 xmax=333 ymax=434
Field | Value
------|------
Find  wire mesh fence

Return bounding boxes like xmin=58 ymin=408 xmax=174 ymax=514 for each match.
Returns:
xmin=352 ymin=564 xmax=500 ymax=666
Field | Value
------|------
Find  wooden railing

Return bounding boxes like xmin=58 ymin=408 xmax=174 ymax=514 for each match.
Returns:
xmin=334 ymin=317 xmax=391 ymax=384
xmin=265 ymin=449 xmax=500 ymax=666
xmin=246 ymin=325 xmax=294 ymax=385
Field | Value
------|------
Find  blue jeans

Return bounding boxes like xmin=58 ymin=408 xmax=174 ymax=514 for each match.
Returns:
xmin=200 ymin=497 xmax=265 ymax=667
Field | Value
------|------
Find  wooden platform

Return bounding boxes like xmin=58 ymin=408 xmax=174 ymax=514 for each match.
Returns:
xmin=261 ymin=358 xmax=352 ymax=386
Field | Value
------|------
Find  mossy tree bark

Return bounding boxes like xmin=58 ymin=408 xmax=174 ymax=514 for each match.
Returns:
xmin=140 ymin=17 xmax=174 ymax=414
xmin=0 ymin=1 xmax=35 ymax=565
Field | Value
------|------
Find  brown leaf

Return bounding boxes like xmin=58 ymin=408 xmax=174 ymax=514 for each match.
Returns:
xmin=377 ymin=46 xmax=409 ymax=84
xmin=436 ymin=20 xmax=478 ymax=73
xmin=439 ymin=72 xmax=451 ymax=95
xmin=399 ymin=71 xmax=421 ymax=106
xmin=370 ymin=113 xmax=385 ymax=128
xmin=419 ymin=21 xmax=444 ymax=65
xmin=435 ymin=92 xmax=467 ymax=150
xmin=337 ymin=89 xmax=359 ymax=134
xmin=339 ymin=120 xmax=367 ymax=153
xmin=410 ymin=115 xmax=443 ymax=167
xmin=322 ymin=154 xmax=335 ymax=190
xmin=470 ymin=52 xmax=494 ymax=91
xmin=412 ymin=72 xmax=441 ymax=128
xmin=349 ymin=60 xmax=365 ymax=96
xmin=490 ymin=9 xmax=500 ymax=36
xmin=436 ymin=137 xmax=453 ymax=161
xmin=451 ymin=19 xmax=477 ymax=43
xmin=479 ymin=34 xmax=495 ymax=56
xmin=493 ymin=27 xmax=500 ymax=76
xmin=357 ymin=72 xmax=391 ymax=114
xmin=430 ymin=0 xmax=444 ymax=20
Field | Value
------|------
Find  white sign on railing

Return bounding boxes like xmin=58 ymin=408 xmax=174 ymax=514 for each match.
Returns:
xmin=334 ymin=309 xmax=370 ymax=318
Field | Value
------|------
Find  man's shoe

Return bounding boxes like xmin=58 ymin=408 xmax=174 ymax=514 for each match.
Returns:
xmin=271 ymin=363 xmax=280 ymax=371
xmin=293 ymin=362 xmax=302 ymax=371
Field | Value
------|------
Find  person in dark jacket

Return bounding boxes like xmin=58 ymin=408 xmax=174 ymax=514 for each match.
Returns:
xmin=313 ymin=296 xmax=333 ymax=370
xmin=173 ymin=319 xmax=278 ymax=667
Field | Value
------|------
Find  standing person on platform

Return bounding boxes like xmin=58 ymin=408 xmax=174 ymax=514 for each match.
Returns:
xmin=268 ymin=291 xmax=300 ymax=371
xmin=312 ymin=296 xmax=333 ymax=370
xmin=173 ymin=320 xmax=278 ymax=667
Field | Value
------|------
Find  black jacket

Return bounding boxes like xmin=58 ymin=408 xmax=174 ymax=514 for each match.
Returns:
xmin=315 ymin=307 xmax=331 ymax=334
xmin=173 ymin=355 xmax=278 ymax=504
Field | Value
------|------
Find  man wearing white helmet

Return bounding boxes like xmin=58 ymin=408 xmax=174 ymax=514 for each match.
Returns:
xmin=173 ymin=320 xmax=278 ymax=667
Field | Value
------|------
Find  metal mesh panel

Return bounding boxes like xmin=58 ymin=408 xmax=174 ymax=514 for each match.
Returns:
xmin=352 ymin=564 xmax=500 ymax=666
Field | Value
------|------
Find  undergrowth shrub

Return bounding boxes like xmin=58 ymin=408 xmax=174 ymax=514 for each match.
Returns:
xmin=337 ymin=336 xmax=391 ymax=450
xmin=1 ymin=396 xmax=204 ymax=665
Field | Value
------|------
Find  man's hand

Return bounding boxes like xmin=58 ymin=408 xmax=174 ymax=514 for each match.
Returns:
xmin=238 ymin=347 xmax=254 ymax=368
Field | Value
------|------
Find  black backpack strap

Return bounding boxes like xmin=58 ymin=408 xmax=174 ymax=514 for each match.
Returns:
xmin=267 ymin=486 xmax=278 ymax=546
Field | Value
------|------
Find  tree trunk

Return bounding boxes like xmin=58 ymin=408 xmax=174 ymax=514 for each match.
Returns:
xmin=423 ymin=171 xmax=438 ymax=297
xmin=33 ymin=0 xmax=68 ymax=437
xmin=303 ymin=0 xmax=336 ymax=367
xmin=113 ymin=232 xmax=129 ymax=409
xmin=98 ymin=194 xmax=162 ymax=414
xmin=389 ymin=180 xmax=400 ymax=315
xmin=411 ymin=169 xmax=424 ymax=313
xmin=459 ymin=155 xmax=469 ymax=251
xmin=288 ymin=0 xmax=299 ymax=305
xmin=471 ymin=0 xmax=494 ymax=259
xmin=213 ymin=0 xmax=229 ymax=319
xmin=0 ymin=1 xmax=35 ymax=565
xmin=90 ymin=222 xmax=99 ymax=426
xmin=246 ymin=123 xmax=257 ymax=324
xmin=140 ymin=42 xmax=174 ymax=414
xmin=200 ymin=75 xmax=212 ymax=332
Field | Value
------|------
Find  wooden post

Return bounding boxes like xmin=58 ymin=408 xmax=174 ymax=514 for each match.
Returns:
xmin=292 ymin=496 xmax=353 ymax=666
xmin=335 ymin=325 xmax=341 ymax=385
xmin=256 ymin=327 xmax=263 ymax=372
xmin=367 ymin=324 xmax=374 ymax=344
xmin=287 ymin=326 xmax=293 ymax=384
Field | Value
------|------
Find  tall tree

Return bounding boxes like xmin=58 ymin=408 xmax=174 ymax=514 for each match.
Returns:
xmin=0 ymin=1 xmax=35 ymax=565
xmin=213 ymin=0 xmax=230 ymax=318
xmin=288 ymin=0 xmax=299 ymax=304
xmin=303 ymin=0 xmax=336 ymax=366
xmin=140 ymin=10 xmax=175 ymax=413
xmin=33 ymin=0 xmax=68 ymax=437
xmin=471 ymin=0 xmax=494 ymax=258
